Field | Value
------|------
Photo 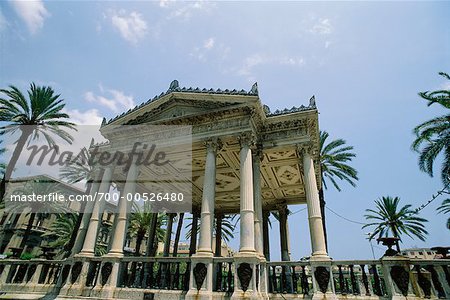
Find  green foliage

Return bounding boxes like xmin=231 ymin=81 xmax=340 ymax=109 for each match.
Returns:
xmin=412 ymin=72 xmax=450 ymax=187
xmin=437 ymin=198 xmax=450 ymax=229
xmin=19 ymin=252 xmax=34 ymax=260
xmin=42 ymin=213 xmax=78 ymax=250
xmin=59 ymin=147 xmax=94 ymax=185
xmin=363 ymin=196 xmax=428 ymax=244
xmin=185 ymin=214 xmax=236 ymax=242
xmin=0 ymin=83 xmax=76 ymax=142
xmin=320 ymin=131 xmax=358 ymax=191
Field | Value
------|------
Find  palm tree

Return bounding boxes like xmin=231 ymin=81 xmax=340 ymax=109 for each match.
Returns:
xmin=172 ymin=213 xmax=184 ymax=257
xmin=363 ymin=196 xmax=428 ymax=252
xmin=4 ymin=179 xmax=73 ymax=253
xmin=0 ymin=83 xmax=76 ymax=201
xmin=129 ymin=201 xmax=154 ymax=256
xmin=412 ymin=72 xmax=450 ymax=187
xmin=0 ymin=140 xmax=6 ymax=176
xmin=59 ymin=146 xmax=95 ymax=255
xmin=437 ymin=198 xmax=450 ymax=229
xmin=319 ymin=131 xmax=358 ymax=247
xmin=185 ymin=214 xmax=236 ymax=255
xmin=42 ymin=213 xmax=78 ymax=254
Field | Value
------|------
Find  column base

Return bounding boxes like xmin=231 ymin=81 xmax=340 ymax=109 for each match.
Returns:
xmin=231 ymin=252 xmax=265 ymax=300
xmin=185 ymin=252 xmax=214 ymax=300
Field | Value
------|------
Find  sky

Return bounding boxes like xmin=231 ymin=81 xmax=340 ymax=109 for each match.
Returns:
xmin=0 ymin=1 xmax=449 ymax=260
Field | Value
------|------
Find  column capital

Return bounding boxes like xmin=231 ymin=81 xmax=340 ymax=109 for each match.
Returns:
xmin=204 ymin=137 xmax=222 ymax=153
xmin=296 ymin=142 xmax=314 ymax=156
xmin=238 ymin=132 xmax=256 ymax=148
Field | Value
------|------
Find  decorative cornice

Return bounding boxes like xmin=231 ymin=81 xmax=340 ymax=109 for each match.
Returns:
xmin=102 ymin=80 xmax=259 ymax=127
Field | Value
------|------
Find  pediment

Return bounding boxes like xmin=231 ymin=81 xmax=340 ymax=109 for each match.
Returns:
xmin=125 ymin=98 xmax=243 ymax=125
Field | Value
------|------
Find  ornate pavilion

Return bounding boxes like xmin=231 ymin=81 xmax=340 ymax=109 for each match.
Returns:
xmin=0 ymin=81 xmax=449 ymax=300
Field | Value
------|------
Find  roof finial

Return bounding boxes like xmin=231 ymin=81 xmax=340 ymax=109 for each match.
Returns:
xmin=169 ymin=80 xmax=179 ymax=91
xmin=309 ymin=95 xmax=316 ymax=107
xmin=251 ymin=82 xmax=258 ymax=95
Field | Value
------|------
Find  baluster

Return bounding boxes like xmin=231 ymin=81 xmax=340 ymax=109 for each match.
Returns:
xmin=133 ymin=262 xmax=143 ymax=288
xmin=173 ymin=262 xmax=180 ymax=290
xmin=128 ymin=261 xmax=136 ymax=287
xmin=148 ymin=262 xmax=155 ymax=288
xmin=338 ymin=265 xmax=345 ymax=294
xmin=184 ymin=262 xmax=191 ymax=291
xmin=442 ymin=265 xmax=450 ymax=287
xmin=415 ymin=265 xmax=432 ymax=298
xmin=215 ymin=262 xmax=223 ymax=291
xmin=291 ymin=265 xmax=298 ymax=293
xmin=38 ymin=264 xmax=49 ymax=284
xmin=301 ymin=265 xmax=309 ymax=295
xmin=349 ymin=265 xmax=358 ymax=295
xmin=345 ymin=278 xmax=350 ymax=294
xmin=425 ymin=265 xmax=445 ymax=299
xmin=165 ymin=262 xmax=172 ymax=289
xmin=371 ymin=264 xmax=382 ymax=296
xmin=256 ymin=264 xmax=259 ymax=291
xmin=155 ymin=262 xmax=162 ymax=288
xmin=46 ymin=264 xmax=55 ymax=284
xmin=281 ymin=266 xmax=287 ymax=293
xmin=360 ymin=264 xmax=370 ymax=296
xmin=227 ymin=262 xmax=233 ymax=293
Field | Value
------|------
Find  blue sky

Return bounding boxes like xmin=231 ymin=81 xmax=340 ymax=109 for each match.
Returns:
xmin=0 ymin=1 xmax=449 ymax=260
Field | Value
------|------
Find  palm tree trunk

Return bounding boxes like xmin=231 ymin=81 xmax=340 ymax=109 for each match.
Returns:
xmin=0 ymin=129 xmax=31 ymax=202
xmin=145 ymin=213 xmax=158 ymax=257
xmin=189 ymin=210 xmax=199 ymax=256
xmin=163 ymin=213 xmax=175 ymax=257
xmin=20 ymin=212 xmax=36 ymax=253
xmin=135 ymin=233 xmax=144 ymax=256
xmin=319 ymin=188 xmax=328 ymax=251
xmin=215 ymin=214 xmax=223 ymax=257
xmin=172 ymin=213 xmax=184 ymax=257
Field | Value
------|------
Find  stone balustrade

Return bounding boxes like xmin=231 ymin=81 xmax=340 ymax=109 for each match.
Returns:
xmin=0 ymin=257 xmax=448 ymax=299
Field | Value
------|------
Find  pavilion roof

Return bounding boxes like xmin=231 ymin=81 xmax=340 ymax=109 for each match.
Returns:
xmin=101 ymin=80 xmax=317 ymax=127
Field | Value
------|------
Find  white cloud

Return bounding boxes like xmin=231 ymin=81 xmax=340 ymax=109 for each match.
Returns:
xmin=10 ymin=0 xmax=50 ymax=34
xmin=167 ymin=1 xmax=213 ymax=20
xmin=310 ymin=18 xmax=333 ymax=35
xmin=0 ymin=8 xmax=8 ymax=31
xmin=204 ymin=37 xmax=214 ymax=50
xmin=84 ymin=86 xmax=135 ymax=113
xmin=64 ymin=108 xmax=103 ymax=126
xmin=236 ymin=53 xmax=305 ymax=81
xmin=159 ymin=0 xmax=175 ymax=8
xmin=110 ymin=10 xmax=147 ymax=44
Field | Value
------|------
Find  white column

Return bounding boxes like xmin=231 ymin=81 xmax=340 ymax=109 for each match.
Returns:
xmin=301 ymin=147 xmax=328 ymax=258
xmin=239 ymin=134 xmax=255 ymax=253
xmin=78 ymin=166 xmax=114 ymax=257
xmin=107 ymin=160 xmax=139 ymax=257
xmin=71 ymin=170 xmax=103 ymax=256
xmin=252 ymin=150 xmax=264 ymax=257
xmin=197 ymin=139 xmax=219 ymax=254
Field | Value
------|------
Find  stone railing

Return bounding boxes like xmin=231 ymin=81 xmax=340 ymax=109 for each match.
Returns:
xmin=0 ymin=256 xmax=449 ymax=299
xmin=267 ymin=258 xmax=450 ymax=299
